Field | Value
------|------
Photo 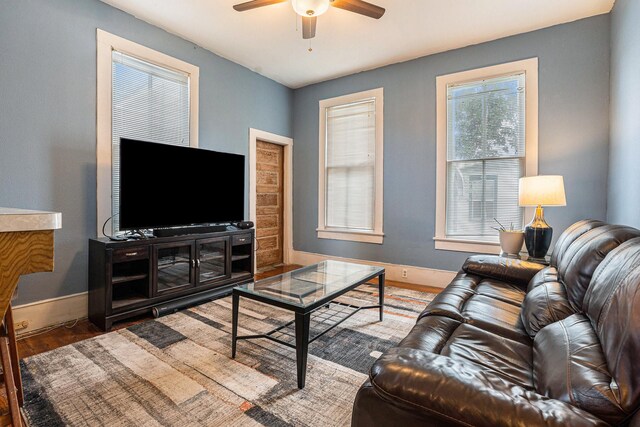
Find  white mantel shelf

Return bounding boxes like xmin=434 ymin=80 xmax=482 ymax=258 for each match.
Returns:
xmin=0 ymin=208 xmax=62 ymax=233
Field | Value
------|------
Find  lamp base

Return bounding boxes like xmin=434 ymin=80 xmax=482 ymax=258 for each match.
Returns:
xmin=524 ymin=206 xmax=553 ymax=259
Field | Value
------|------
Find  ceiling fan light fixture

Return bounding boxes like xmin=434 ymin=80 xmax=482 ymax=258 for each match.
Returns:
xmin=292 ymin=0 xmax=330 ymax=17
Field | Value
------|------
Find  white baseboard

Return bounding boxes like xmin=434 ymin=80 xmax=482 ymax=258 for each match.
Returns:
xmin=290 ymin=250 xmax=456 ymax=289
xmin=10 ymin=253 xmax=456 ymax=335
xmin=12 ymin=292 xmax=88 ymax=336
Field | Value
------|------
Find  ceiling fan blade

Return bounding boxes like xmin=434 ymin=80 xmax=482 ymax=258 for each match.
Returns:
xmin=302 ymin=16 xmax=317 ymax=39
xmin=233 ymin=0 xmax=287 ymax=12
xmin=330 ymin=0 xmax=385 ymax=19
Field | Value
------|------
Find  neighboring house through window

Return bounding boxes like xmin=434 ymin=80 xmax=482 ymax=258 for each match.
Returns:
xmin=435 ymin=58 xmax=538 ymax=253
xmin=96 ymin=29 xmax=199 ymax=235
xmin=317 ymin=88 xmax=384 ymax=244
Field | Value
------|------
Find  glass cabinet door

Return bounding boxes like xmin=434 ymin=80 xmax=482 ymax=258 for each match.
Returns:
xmin=154 ymin=243 xmax=195 ymax=295
xmin=197 ymin=237 xmax=229 ymax=285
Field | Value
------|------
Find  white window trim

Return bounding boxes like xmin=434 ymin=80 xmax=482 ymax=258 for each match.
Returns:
xmin=317 ymin=88 xmax=384 ymax=244
xmin=96 ymin=29 xmax=200 ymax=236
xmin=434 ymin=58 xmax=538 ymax=254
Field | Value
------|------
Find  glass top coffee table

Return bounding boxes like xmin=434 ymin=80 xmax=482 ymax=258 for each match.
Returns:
xmin=231 ymin=260 xmax=385 ymax=389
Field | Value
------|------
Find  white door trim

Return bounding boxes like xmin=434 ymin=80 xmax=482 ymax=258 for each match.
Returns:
xmin=249 ymin=129 xmax=294 ymax=268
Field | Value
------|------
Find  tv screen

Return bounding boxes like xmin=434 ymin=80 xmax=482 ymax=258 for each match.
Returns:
xmin=119 ymin=138 xmax=245 ymax=230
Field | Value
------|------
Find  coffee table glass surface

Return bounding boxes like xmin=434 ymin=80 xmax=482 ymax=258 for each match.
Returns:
xmin=234 ymin=260 xmax=384 ymax=308
xmin=231 ymin=260 xmax=385 ymax=389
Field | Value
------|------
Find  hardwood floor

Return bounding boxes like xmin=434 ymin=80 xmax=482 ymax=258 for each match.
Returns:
xmin=17 ymin=264 xmax=441 ymax=359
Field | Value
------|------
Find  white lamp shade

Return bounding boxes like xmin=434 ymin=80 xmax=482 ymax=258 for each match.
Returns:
xmin=519 ymin=175 xmax=567 ymax=207
xmin=292 ymin=0 xmax=330 ymax=16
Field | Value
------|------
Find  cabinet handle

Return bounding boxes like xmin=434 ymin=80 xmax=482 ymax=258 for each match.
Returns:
xmin=196 ymin=259 xmax=201 ymax=268
xmin=191 ymin=259 xmax=196 ymax=268
xmin=125 ymin=252 xmax=138 ymax=257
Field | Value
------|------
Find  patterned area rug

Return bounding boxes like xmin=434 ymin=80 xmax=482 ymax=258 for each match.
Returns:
xmin=21 ymin=284 xmax=434 ymax=426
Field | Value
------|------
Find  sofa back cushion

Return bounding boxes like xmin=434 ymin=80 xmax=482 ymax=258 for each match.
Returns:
xmin=520 ymin=281 xmax=575 ymax=338
xmin=557 ymin=225 xmax=640 ymax=311
xmin=550 ymin=219 xmax=605 ymax=268
xmin=527 ymin=266 xmax=558 ymax=293
xmin=583 ymin=237 xmax=640 ymax=420
xmin=533 ymin=314 xmax=627 ymax=425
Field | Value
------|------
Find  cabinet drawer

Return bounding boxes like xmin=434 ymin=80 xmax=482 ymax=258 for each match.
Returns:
xmin=112 ymin=247 xmax=149 ymax=263
xmin=232 ymin=234 xmax=252 ymax=246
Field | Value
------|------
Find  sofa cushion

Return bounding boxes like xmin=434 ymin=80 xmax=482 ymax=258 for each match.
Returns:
xmin=557 ymin=224 xmax=640 ymax=311
xmin=421 ymin=278 xmax=530 ymax=343
xmin=583 ymin=237 xmax=640 ymax=419
xmin=397 ymin=315 xmax=460 ymax=354
xmin=441 ymin=323 xmax=533 ymax=389
xmin=401 ymin=316 xmax=534 ymax=389
xmin=520 ymin=281 xmax=576 ymax=338
xmin=527 ymin=266 xmax=558 ymax=292
xmin=550 ymin=219 xmax=605 ymax=267
xmin=369 ymin=347 xmax=609 ymax=427
xmin=474 ymin=279 xmax=526 ymax=306
xmin=533 ymin=314 xmax=627 ymax=425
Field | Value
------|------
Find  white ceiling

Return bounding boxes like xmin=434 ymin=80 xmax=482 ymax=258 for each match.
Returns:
xmin=99 ymin=0 xmax=614 ymax=88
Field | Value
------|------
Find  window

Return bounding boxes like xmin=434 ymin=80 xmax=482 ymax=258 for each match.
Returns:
xmin=96 ymin=30 xmax=199 ymax=235
xmin=435 ymin=58 xmax=538 ymax=253
xmin=318 ymin=88 xmax=384 ymax=244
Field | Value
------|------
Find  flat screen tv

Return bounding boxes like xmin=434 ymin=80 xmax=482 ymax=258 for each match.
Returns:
xmin=119 ymin=138 xmax=245 ymax=231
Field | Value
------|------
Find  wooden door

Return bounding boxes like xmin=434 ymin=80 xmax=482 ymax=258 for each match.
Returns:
xmin=256 ymin=141 xmax=284 ymax=269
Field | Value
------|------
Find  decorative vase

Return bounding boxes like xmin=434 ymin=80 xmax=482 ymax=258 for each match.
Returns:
xmin=524 ymin=206 xmax=553 ymax=259
xmin=499 ymin=230 xmax=525 ymax=257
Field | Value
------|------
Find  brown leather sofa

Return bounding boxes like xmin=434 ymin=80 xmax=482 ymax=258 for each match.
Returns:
xmin=352 ymin=220 xmax=640 ymax=427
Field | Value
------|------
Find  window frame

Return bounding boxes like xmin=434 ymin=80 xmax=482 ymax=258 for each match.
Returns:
xmin=317 ymin=88 xmax=384 ymax=244
xmin=96 ymin=29 xmax=199 ymax=236
xmin=434 ymin=58 xmax=538 ymax=254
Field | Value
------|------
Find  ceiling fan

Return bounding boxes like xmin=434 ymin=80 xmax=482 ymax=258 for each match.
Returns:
xmin=232 ymin=0 xmax=385 ymax=39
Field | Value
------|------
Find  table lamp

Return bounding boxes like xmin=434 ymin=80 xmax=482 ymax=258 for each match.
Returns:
xmin=518 ymin=175 xmax=567 ymax=260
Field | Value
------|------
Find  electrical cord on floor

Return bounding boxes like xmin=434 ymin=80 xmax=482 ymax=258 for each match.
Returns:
xmin=16 ymin=318 xmax=82 ymax=341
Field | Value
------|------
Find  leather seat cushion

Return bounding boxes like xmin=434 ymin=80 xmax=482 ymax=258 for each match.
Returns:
xmin=475 ymin=279 xmax=526 ymax=306
xmin=398 ymin=316 xmax=534 ymax=391
xmin=398 ymin=315 xmax=460 ymax=354
xmin=441 ymin=323 xmax=534 ymax=390
xmin=369 ymin=347 xmax=610 ymax=427
xmin=520 ymin=281 xmax=576 ymax=338
xmin=421 ymin=280 xmax=530 ymax=343
xmin=533 ymin=314 xmax=627 ymax=425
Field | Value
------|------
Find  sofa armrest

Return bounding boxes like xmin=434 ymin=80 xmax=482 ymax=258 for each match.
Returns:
xmin=369 ymin=348 xmax=608 ymax=427
xmin=462 ymin=255 xmax=546 ymax=289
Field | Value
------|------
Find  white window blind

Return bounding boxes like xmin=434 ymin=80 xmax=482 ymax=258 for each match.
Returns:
xmin=325 ymin=99 xmax=376 ymax=231
xmin=111 ymin=51 xmax=190 ymax=231
xmin=445 ymin=72 xmax=526 ymax=240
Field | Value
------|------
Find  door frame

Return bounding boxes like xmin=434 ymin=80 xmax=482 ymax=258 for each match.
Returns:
xmin=249 ymin=128 xmax=294 ymax=269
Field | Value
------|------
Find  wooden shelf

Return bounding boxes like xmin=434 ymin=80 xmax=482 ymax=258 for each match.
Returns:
xmin=231 ymin=254 xmax=251 ymax=262
xmin=112 ymin=295 xmax=148 ymax=310
xmin=112 ymin=273 xmax=148 ymax=285
xmin=200 ymin=254 xmax=224 ymax=262
xmin=231 ymin=271 xmax=252 ymax=281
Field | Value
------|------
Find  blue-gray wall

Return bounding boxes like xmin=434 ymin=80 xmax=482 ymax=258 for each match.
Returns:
xmin=0 ymin=0 xmax=293 ymax=305
xmin=607 ymin=0 xmax=640 ymax=229
xmin=292 ymin=16 xmax=611 ymax=272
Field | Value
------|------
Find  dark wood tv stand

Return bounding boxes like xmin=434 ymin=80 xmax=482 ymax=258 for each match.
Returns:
xmin=88 ymin=228 xmax=254 ymax=331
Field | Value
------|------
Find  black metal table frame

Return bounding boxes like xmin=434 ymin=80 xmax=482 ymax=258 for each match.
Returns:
xmin=231 ymin=269 xmax=385 ymax=389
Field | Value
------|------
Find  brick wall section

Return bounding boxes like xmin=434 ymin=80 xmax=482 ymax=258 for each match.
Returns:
xmin=256 ymin=141 xmax=284 ymax=268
